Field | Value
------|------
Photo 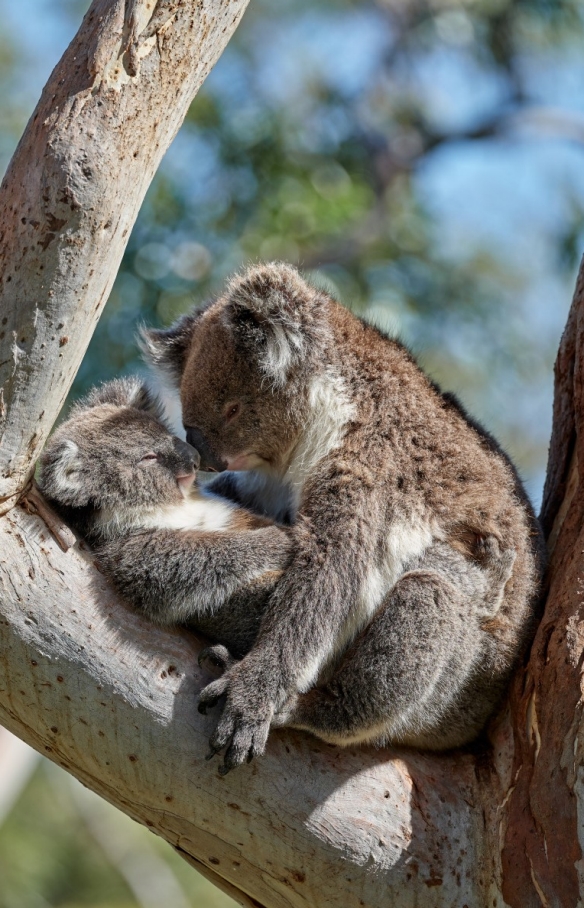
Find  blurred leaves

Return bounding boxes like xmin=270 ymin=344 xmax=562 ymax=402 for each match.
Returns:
xmin=0 ymin=759 xmax=236 ymax=908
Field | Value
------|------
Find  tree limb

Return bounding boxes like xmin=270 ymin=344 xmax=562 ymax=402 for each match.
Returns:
xmin=0 ymin=503 xmax=493 ymax=908
xmin=0 ymin=0 xmax=251 ymax=514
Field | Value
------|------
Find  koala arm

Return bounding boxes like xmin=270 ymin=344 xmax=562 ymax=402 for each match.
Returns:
xmin=198 ymin=461 xmax=382 ymax=770
xmin=95 ymin=524 xmax=293 ymax=632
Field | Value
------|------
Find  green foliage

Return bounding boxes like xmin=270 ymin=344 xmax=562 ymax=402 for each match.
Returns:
xmin=0 ymin=761 xmax=236 ymax=908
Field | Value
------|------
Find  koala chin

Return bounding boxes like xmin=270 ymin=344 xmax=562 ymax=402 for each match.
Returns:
xmin=141 ymin=262 xmax=547 ymax=773
xmin=37 ymin=378 xmax=294 ymax=658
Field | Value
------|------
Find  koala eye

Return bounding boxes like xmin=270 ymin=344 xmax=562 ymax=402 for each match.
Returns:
xmin=224 ymin=402 xmax=241 ymax=423
xmin=139 ymin=452 xmax=159 ymax=463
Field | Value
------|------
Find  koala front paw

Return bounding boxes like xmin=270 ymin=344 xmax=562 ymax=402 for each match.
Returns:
xmin=197 ymin=658 xmax=278 ymax=774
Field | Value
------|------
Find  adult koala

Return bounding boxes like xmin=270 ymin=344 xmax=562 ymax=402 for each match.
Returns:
xmin=142 ymin=263 xmax=545 ymax=772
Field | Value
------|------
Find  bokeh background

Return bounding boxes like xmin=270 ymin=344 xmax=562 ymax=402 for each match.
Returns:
xmin=1 ymin=0 xmax=583 ymax=905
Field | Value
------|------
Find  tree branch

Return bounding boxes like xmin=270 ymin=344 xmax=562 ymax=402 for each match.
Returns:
xmin=0 ymin=503 xmax=494 ymax=908
xmin=0 ymin=0 xmax=251 ymax=514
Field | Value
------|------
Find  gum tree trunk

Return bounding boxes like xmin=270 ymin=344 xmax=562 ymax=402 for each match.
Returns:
xmin=0 ymin=0 xmax=250 ymax=514
xmin=0 ymin=2 xmax=582 ymax=906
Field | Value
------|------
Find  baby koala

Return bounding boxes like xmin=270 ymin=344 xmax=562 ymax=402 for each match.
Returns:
xmin=37 ymin=378 xmax=294 ymax=657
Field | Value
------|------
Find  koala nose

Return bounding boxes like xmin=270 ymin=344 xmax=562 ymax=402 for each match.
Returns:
xmin=173 ymin=436 xmax=201 ymax=472
xmin=184 ymin=426 xmax=227 ymax=473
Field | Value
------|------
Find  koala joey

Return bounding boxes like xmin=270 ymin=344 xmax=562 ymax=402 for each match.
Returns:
xmin=37 ymin=378 xmax=294 ymax=658
xmin=142 ymin=263 xmax=546 ymax=772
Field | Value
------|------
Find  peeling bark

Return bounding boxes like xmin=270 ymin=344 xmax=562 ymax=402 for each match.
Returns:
xmin=0 ymin=1 xmax=584 ymax=906
xmin=495 ymin=259 xmax=584 ymax=908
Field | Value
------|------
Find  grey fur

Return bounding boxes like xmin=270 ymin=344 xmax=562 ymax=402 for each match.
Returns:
xmin=144 ymin=262 xmax=546 ymax=773
xmin=37 ymin=378 xmax=293 ymax=658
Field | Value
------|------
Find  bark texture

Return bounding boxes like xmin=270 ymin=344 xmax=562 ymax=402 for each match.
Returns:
xmin=0 ymin=503 xmax=488 ymax=908
xmin=495 ymin=264 xmax=584 ymax=908
xmin=0 ymin=1 xmax=583 ymax=905
xmin=0 ymin=0 xmax=250 ymax=513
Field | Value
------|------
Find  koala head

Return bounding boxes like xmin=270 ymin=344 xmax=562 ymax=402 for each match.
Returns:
xmin=38 ymin=378 xmax=200 ymax=514
xmin=140 ymin=263 xmax=332 ymax=475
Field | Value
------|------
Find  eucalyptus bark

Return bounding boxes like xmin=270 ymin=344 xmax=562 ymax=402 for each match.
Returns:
xmin=0 ymin=0 xmax=250 ymax=513
xmin=0 ymin=2 xmax=582 ymax=906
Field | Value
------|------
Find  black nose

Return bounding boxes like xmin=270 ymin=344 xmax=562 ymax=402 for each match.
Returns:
xmin=184 ymin=426 xmax=227 ymax=473
xmin=173 ymin=436 xmax=201 ymax=471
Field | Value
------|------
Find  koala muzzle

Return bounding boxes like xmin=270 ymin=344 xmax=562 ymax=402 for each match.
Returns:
xmin=173 ymin=436 xmax=201 ymax=472
xmin=185 ymin=426 xmax=227 ymax=473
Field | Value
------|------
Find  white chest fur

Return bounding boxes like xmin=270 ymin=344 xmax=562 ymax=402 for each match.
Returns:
xmin=97 ymin=491 xmax=236 ymax=537
xmin=286 ymin=369 xmax=356 ymax=499
xmin=141 ymin=494 xmax=236 ymax=532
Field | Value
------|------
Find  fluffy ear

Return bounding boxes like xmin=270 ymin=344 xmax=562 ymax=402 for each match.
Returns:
xmin=76 ymin=378 xmax=164 ymax=421
xmin=138 ymin=312 xmax=200 ymax=389
xmin=38 ymin=439 xmax=90 ymax=507
xmin=223 ymin=263 xmax=325 ymax=385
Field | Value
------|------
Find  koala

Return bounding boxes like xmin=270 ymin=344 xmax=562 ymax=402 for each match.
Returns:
xmin=142 ymin=262 xmax=546 ymax=772
xmin=37 ymin=378 xmax=294 ymax=657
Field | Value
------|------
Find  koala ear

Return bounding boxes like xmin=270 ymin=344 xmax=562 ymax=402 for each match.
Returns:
xmin=38 ymin=439 xmax=90 ymax=507
xmin=125 ymin=382 xmax=166 ymax=420
xmin=223 ymin=263 xmax=324 ymax=385
xmin=138 ymin=312 xmax=200 ymax=390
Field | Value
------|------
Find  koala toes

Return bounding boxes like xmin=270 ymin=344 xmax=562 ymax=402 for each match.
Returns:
xmin=198 ymin=644 xmax=237 ymax=676
xmin=210 ymin=713 xmax=271 ymax=775
xmin=197 ymin=676 xmax=229 ymax=715
xmin=198 ymin=681 xmax=273 ymax=773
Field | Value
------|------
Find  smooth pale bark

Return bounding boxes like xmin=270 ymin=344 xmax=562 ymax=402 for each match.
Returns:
xmin=0 ymin=503 xmax=488 ymax=908
xmin=0 ymin=0 xmax=250 ymax=513
xmin=0 ymin=0 xmax=583 ymax=905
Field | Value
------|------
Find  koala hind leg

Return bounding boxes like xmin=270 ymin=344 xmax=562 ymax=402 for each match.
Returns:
xmin=275 ymin=546 xmax=507 ymax=751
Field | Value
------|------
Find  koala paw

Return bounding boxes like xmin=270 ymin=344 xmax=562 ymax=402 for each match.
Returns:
xmin=197 ymin=658 xmax=278 ymax=774
xmin=198 ymin=644 xmax=238 ymax=677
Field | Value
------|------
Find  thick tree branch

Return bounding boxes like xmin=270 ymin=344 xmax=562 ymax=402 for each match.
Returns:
xmin=0 ymin=504 xmax=493 ymax=908
xmin=0 ymin=0 xmax=250 ymax=514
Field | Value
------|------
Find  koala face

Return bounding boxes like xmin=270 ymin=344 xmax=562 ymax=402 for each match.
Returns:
xmin=142 ymin=264 xmax=331 ymax=476
xmin=178 ymin=307 xmax=303 ymax=474
xmin=39 ymin=379 xmax=200 ymax=512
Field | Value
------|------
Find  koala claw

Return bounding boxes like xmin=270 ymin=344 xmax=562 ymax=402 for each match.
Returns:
xmin=199 ymin=658 xmax=278 ymax=772
xmin=208 ymin=708 xmax=272 ymax=773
